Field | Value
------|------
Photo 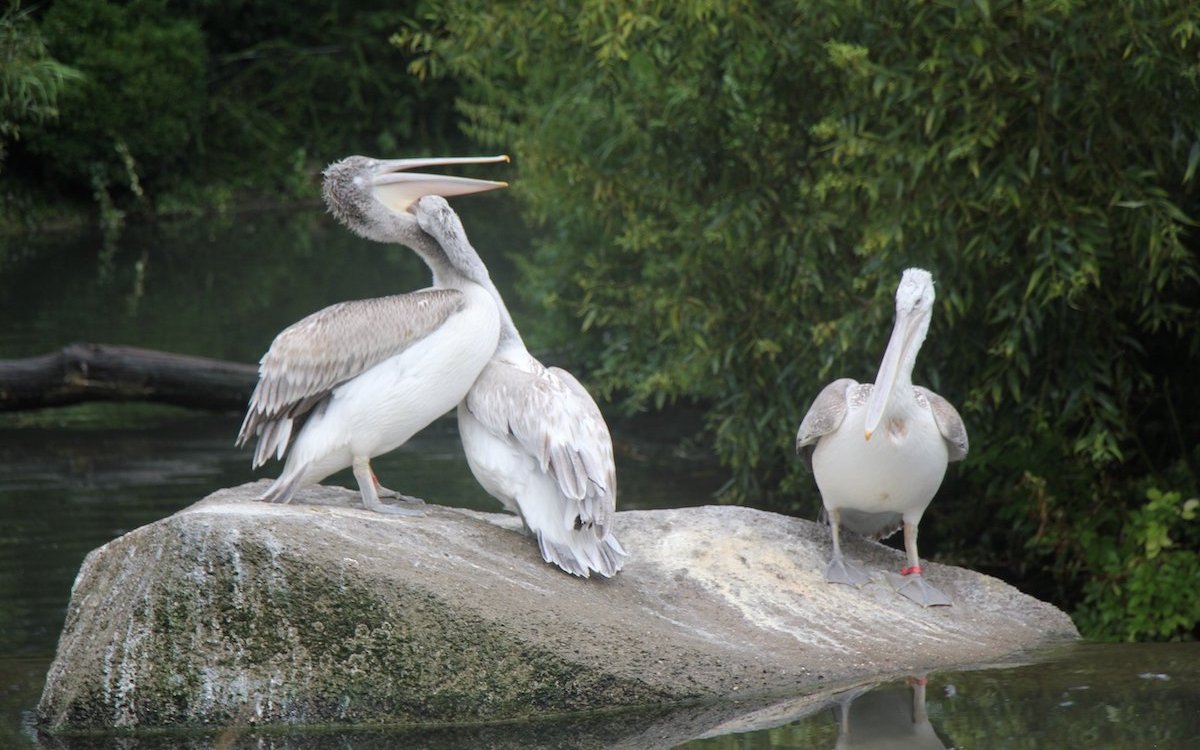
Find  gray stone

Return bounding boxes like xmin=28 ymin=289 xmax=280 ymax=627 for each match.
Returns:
xmin=37 ymin=480 xmax=1077 ymax=734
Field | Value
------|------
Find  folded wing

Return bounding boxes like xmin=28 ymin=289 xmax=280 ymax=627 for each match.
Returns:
xmin=237 ymin=289 xmax=465 ymax=466
xmin=465 ymin=361 xmax=617 ymax=534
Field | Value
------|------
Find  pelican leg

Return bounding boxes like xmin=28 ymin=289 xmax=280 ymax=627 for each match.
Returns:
xmin=351 ymin=458 xmax=423 ymax=516
xmin=370 ymin=468 xmax=426 ymax=506
xmin=907 ymin=675 xmax=929 ymax=723
xmin=825 ymin=508 xmax=871 ymax=586
xmin=886 ymin=521 xmax=951 ymax=606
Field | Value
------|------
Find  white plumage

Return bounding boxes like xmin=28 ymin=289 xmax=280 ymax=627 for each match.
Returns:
xmin=458 ymin=352 xmax=625 ymax=577
xmin=414 ymin=198 xmax=627 ymax=577
xmin=237 ymin=155 xmax=508 ymax=513
xmin=797 ymin=268 xmax=967 ymax=606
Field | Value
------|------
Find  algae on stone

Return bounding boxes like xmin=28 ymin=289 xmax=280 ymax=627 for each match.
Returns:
xmin=39 ymin=481 xmax=1078 ymax=733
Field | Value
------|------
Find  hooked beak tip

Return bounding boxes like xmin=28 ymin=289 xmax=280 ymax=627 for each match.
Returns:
xmin=864 ymin=430 xmax=873 ymax=441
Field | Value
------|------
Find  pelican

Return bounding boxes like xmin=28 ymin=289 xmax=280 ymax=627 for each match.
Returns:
xmin=795 ymin=268 xmax=968 ymax=606
xmin=413 ymin=198 xmax=627 ymax=578
xmin=236 ymin=155 xmax=508 ymax=514
xmin=832 ymin=676 xmax=948 ymax=750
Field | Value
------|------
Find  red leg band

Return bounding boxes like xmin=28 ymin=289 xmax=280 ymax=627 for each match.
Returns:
xmin=901 ymin=565 xmax=923 ymax=576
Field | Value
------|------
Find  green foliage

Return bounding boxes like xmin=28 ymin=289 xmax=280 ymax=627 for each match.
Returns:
xmin=4 ymin=1 xmax=461 ymax=221
xmin=27 ymin=0 xmax=206 ymax=202
xmin=1064 ymin=487 xmax=1200 ymax=642
xmin=186 ymin=0 xmax=460 ymax=191
xmin=401 ymin=0 xmax=1200 ymax=639
xmin=0 ymin=1 xmax=81 ymax=172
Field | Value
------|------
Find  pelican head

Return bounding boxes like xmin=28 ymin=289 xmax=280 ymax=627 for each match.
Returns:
xmin=863 ymin=268 xmax=936 ymax=439
xmin=322 ymin=155 xmax=508 ymax=243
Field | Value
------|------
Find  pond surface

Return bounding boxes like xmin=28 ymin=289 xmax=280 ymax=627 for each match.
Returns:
xmin=1 ymin=204 xmax=1197 ymax=748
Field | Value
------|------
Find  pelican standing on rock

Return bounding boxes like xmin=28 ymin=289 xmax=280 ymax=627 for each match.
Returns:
xmin=795 ymin=268 xmax=968 ymax=606
xmin=414 ymin=199 xmax=627 ymax=578
xmin=237 ymin=155 xmax=509 ymax=514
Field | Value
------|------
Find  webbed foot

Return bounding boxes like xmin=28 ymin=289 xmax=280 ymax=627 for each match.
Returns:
xmin=825 ymin=555 xmax=872 ymax=587
xmin=885 ymin=570 xmax=952 ymax=607
xmin=353 ymin=459 xmax=424 ymax=516
xmin=375 ymin=484 xmax=427 ymax=506
xmin=361 ymin=494 xmax=425 ymax=517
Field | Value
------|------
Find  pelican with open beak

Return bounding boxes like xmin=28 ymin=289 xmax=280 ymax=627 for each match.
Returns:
xmin=237 ymin=155 xmax=508 ymax=514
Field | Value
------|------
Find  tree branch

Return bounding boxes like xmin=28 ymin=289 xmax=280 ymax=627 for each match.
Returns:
xmin=0 ymin=343 xmax=257 ymax=412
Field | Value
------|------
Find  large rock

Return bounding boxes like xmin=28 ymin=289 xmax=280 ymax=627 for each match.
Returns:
xmin=38 ymin=481 xmax=1077 ymax=733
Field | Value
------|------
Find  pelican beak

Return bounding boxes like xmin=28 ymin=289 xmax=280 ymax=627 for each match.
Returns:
xmin=371 ymin=155 xmax=509 ymax=213
xmin=863 ymin=302 xmax=924 ymax=440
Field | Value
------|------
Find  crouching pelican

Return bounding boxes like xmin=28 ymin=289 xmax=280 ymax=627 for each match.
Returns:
xmin=795 ymin=268 xmax=968 ymax=606
xmin=237 ymin=155 xmax=508 ymax=514
xmin=413 ymin=198 xmax=627 ymax=578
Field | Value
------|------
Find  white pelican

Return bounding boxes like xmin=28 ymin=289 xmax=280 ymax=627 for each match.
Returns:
xmin=237 ymin=155 xmax=508 ymax=514
xmin=833 ymin=676 xmax=946 ymax=750
xmin=413 ymin=198 xmax=627 ymax=578
xmin=796 ymin=268 xmax=968 ymax=606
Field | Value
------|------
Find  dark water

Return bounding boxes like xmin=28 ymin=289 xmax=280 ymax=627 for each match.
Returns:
xmin=1 ymin=206 xmax=1197 ymax=748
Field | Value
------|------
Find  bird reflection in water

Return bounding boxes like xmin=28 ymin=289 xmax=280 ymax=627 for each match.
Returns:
xmin=831 ymin=675 xmax=954 ymax=750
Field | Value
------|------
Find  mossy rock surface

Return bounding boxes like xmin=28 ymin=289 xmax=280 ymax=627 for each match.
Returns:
xmin=37 ymin=481 xmax=1077 ymax=732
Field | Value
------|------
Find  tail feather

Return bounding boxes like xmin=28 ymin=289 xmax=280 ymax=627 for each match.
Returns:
xmin=536 ymin=528 xmax=626 ymax=578
xmin=249 ymin=418 xmax=294 ymax=468
xmin=260 ymin=470 xmax=306 ymax=505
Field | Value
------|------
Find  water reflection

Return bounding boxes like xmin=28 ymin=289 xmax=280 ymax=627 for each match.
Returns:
xmin=10 ymin=643 xmax=1199 ymax=748
xmin=682 ymin=643 xmax=1200 ymax=749
xmin=830 ymin=677 xmax=949 ymax=749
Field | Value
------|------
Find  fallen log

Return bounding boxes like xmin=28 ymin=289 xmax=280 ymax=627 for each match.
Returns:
xmin=0 ymin=343 xmax=257 ymax=412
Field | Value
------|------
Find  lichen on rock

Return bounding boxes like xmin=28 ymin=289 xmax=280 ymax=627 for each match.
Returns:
xmin=37 ymin=481 xmax=1078 ymax=733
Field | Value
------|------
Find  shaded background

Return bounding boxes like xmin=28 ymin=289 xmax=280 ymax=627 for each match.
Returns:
xmin=3 ymin=0 xmax=1198 ymax=644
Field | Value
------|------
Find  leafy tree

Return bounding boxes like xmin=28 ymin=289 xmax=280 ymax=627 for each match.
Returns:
xmin=0 ymin=1 xmax=80 ymax=174
xmin=182 ymin=0 xmax=461 ymax=192
xmin=25 ymin=0 xmax=207 ymax=205
xmin=5 ymin=1 xmax=460 ymax=221
xmin=1067 ymin=488 xmax=1200 ymax=641
xmin=400 ymin=0 xmax=1200 ymax=639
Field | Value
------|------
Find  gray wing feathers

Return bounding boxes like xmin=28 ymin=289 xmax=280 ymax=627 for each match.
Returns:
xmin=546 ymin=366 xmax=617 ymax=528
xmin=238 ymin=289 xmax=465 ymax=466
xmin=795 ymin=378 xmax=858 ymax=469
xmin=466 ymin=362 xmax=617 ymax=532
xmin=915 ymin=386 xmax=969 ymax=462
xmin=796 ymin=378 xmax=857 ymax=449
